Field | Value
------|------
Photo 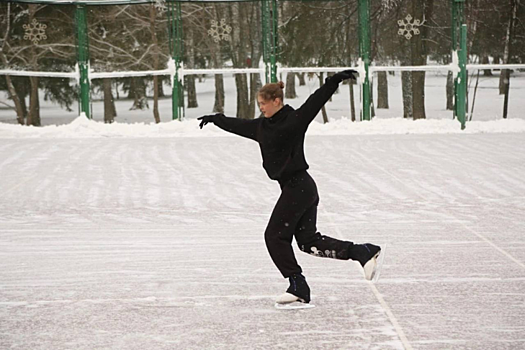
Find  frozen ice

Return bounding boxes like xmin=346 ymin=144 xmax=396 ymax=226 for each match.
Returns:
xmin=1 ymin=129 xmax=524 ymax=349
xmin=1 ymin=70 xmax=525 ymax=349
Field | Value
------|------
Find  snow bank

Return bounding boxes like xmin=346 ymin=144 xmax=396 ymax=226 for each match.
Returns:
xmin=308 ymin=117 xmax=525 ymax=135
xmin=1 ymin=114 xmax=524 ymax=139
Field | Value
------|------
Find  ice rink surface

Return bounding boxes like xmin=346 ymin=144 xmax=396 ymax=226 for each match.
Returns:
xmin=1 ymin=132 xmax=524 ymax=349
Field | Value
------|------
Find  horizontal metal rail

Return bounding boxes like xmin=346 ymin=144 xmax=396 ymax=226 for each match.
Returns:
xmin=2 ymin=64 xmax=524 ymax=79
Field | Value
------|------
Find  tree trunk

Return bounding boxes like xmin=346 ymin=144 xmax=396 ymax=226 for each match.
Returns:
xmin=228 ymin=4 xmax=250 ymax=119
xmin=321 ymin=106 xmax=328 ymax=124
xmin=103 ymin=79 xmax=116 ymax=123
xmin=115 ymin=81 xmax=120 ymax=100
xmin=1 ymin=53 xmax=25 ymax=123
xmin=248 ymin=2 xmax=262 ymax=119
xmin=184 ymin=22 xmax=198 ymax=109
xmin=0 ymin=4 xmax=24 ymax=123
xmin=502 ymin=0 xmax=519 ymax=118
xmin=481 ymin=56 xmax=492 ymax=76
xmin=377 ymin=71 xmax=389 ymax=109
xmin=14 ymin=78 xmax=29 ymax=121
xmin=249 ymin=72 xmax=262 ymax=118
xmin=285 ymin=72 xmax=297 ymax=99
xmin=402 ymin=71 xmax=413 ymax=119
xmin=127 ymin=78 xmax=135 ymax=100
xmin=213 ymin=74 xmax=225 ymax=113
xmin=297 ymin=73 xmax=306 ymax=86
xmin=235 ymin=74 xmax=250 ymax=119
xmin=398 ymin=8 xmax=412 ymax=119
xmin=3 ymin=75 xmax=25 ymax=125
xmin=209 ymin=4 xmax=225 ymax=114
xmin=28 ymin=76 xmax=40 ymax=126
xmin=158 ymin=78 xmax=165 ymax=97
xmin=211 ymin=51 xmax=224 ymax=113
xmin=499 ymin=71 xmax=506 ymax=95
xmin=328 ymin=73 xmax=337 ymax=96
xmin=319 ymin=73 xmax=328 ymax=123
xmin=349 ymin=79 xmax=356 ymax=122
xmin=149 ymin=3 xmax=161 ymax=123
xmin=411 ymin=71 xmax=426 ymax=120
xmin=249 ymin=55 xmax=262 ymax=119
xmin=27 ymin=5 xmax=40 ymax=126
xmin=186 ymin=76 xmax=198 ymax=108
xmin=152 ymin=76 xmax=160 ymax=123
xmin=409 ymin=0 xmax=431 ymax=120
xmin=130 ymin=78 xmax=148 ymax=110
xmin=446 ymin=71 xmax=454 ymax=111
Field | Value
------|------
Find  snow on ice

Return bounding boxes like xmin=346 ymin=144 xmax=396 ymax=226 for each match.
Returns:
xmin=0 ymin=73 xmax=524 ymax=349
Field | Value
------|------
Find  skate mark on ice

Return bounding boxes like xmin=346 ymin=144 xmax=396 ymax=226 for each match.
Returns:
xmin=369 ymin=283 xmax=413 ymax=350
xmin=460 ymin=222 xmax=525 ymax=270
xmin=320 ymin=204 xmax=410 ymax=349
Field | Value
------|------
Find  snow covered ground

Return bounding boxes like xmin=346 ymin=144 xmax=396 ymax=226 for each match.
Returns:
xmin=1 ymin=71 xmax=524 ymax=126
xmin=1 ymin=129 xmax=525 ymax=349
xmin=1 ymin=71 xmax=525 ymax=349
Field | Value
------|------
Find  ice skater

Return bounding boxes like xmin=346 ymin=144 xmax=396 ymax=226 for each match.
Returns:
xmin=198 ymin=70 xmax=382 ymax=307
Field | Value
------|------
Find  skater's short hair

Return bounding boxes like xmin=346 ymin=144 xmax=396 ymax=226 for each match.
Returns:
xmin=258 ymin=81 xmax=285 ymax=103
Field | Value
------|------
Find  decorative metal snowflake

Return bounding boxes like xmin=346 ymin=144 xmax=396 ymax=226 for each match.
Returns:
xmin=23 ymin=19 xmax=47 ymax=45
xmin=154 ymin=0 xmax=167 ymax=13
xmin=398 ymin=14 xmax=422 ymax=40
xmin=208 ymin=19 xmax=232 ymax=43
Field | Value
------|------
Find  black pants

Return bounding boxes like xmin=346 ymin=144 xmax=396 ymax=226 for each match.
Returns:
xmin=265 ymin=170 xmax=354 ymax=278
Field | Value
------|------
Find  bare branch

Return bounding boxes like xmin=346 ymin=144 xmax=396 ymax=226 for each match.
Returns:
xmin=0 ymin=100 xmax=15 ymax=110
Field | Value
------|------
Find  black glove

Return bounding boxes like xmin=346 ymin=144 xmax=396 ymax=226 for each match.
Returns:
xmin=327 ymin=69 xmax=358 ymax=84
xmin=197 ymin=113 xmax=224 ymax=129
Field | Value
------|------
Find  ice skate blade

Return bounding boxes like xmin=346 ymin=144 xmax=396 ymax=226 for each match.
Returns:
xmin=275 ymin=292 xmax=304 ymax=304
xmin=372 ymin=245 xmax=387 ymax=283
xmin=275 ymin=302 xmax=315 ymax=310
xmin=363 ymin=251 xmax=381 ymax=281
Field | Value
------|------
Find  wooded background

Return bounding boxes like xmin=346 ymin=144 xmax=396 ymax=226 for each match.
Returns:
xmin=1 ymin=0 xmax=523 ymax=125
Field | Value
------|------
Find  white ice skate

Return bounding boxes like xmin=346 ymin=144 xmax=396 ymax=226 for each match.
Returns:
xmin=274 ymin=293 xmax=315 ymax=310
xmin=363 ymin=245 xmax=386 ymax=282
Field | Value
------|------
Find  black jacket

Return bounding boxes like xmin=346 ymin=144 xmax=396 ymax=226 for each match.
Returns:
xmin=212 ymin=78 xmax=341 ymax=183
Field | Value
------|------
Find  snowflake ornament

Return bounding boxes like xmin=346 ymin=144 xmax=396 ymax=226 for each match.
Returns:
xmin=398 ymin=14 xmax=422 ymax=40
xmin=208 ymin=19 xmax=232 ymax=43
xmin=23 ymin=19 xmax=47 ymax=45
xmin=382 ymin=0 xmax=400 ymax=11
xmin=154 ymin=0 xmax=167 ymax=13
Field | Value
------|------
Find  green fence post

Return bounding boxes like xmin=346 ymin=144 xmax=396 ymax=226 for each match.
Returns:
xmin=451 ymin=0 xmax=456 ymax=120
xmin=169 ymin=1 xmax=183 ymax=121
xmin=76 ymin=4 xmax=90 ymax=119
xmin=457 ymin=24 xmax=467 ymax=130
xmin=452 ymin=0 xmax=466 ymax=129
xmin=358 ymin=0 xmax=371 ymax=121
xmin=262 ymin=0 xmax=278 ymax=84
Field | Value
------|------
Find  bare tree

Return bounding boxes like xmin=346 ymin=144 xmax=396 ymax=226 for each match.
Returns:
xmin=501 ymin=0 xmax=520 ymax=119
xmin=376 ymin=71 xmax=389 ymax=109
xmin=184 ymin=24 xmax=198 ymax=110
xmin=0 ymin=3 xmax=25 ymax=124
xmin=285 ymin=73 xmax=297 ymax=99
xmin=102 ymin=80 xmax=116 ymax=123
xmin=227 ymin=4 xmax=250 ymax=119
xmin=27 ymin=5 xmax=42 ymax=126
xmin=149 ymin=3 xmax=161 ymax=123
xmin=89 ymin=4 xmax=170 ymax=120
